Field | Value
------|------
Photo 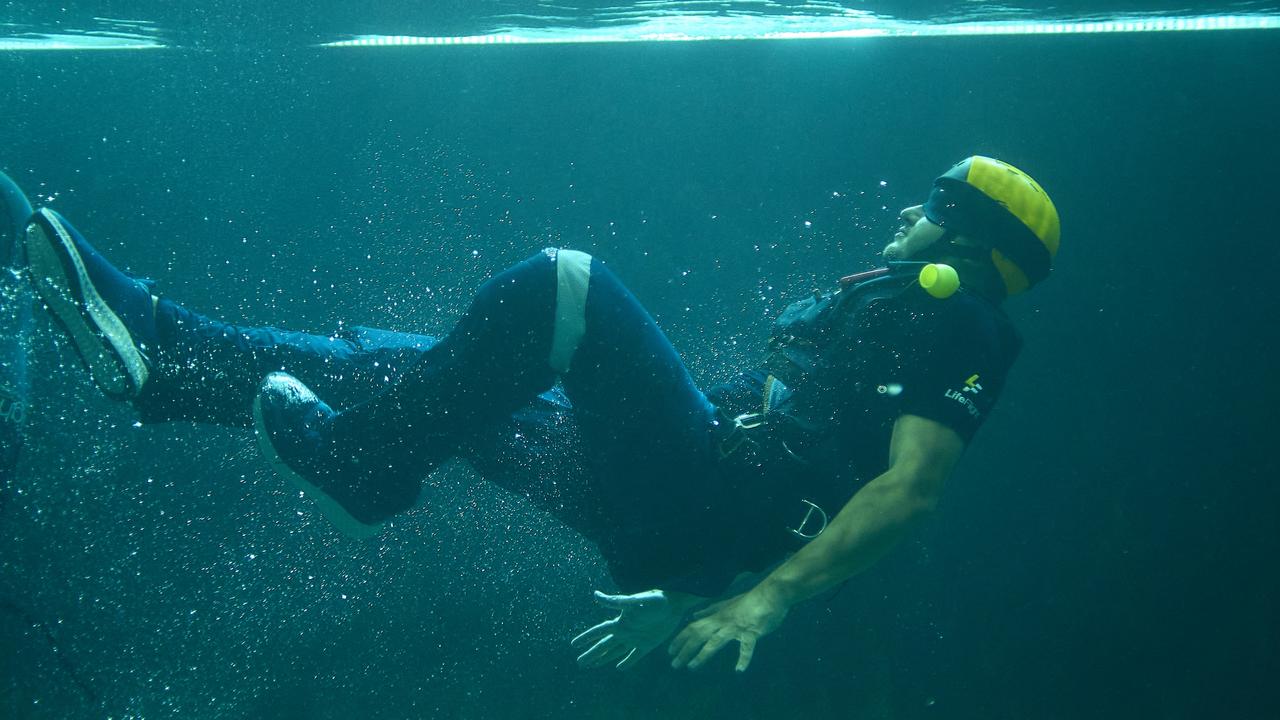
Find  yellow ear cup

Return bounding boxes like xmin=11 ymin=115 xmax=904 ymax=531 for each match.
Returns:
xmin=919 ymin=263 xmax=960 ymax=299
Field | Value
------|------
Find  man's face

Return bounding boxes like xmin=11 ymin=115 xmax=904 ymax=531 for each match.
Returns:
xmin=882 ymin=204 xmax=945 ymax=260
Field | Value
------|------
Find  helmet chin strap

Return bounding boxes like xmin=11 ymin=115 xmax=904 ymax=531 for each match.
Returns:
xmin=926 ymin=230 xmax=989 ymax=263
xmin=922 ymin=230 xmax=1008 ymax=301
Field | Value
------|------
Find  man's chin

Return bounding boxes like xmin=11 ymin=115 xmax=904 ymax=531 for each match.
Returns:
xmin=883 ymin=234 xmax=937 ymax=261
xmin=882 ymin=241 xmax=909 ymax=261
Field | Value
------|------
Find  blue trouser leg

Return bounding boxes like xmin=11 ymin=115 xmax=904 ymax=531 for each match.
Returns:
xmin=121 ymin=249 xmax=731 ymax=593
xmin=135 ymin=301 xmax=439 ymax=427
xmin=325 ymin=250 xmax=727 ymax=592
xmin=560 ymin=260 xmax=726 ymax=592
xmin=306 ymin=253 xmax=563 ymax=521
xmin=331 ymin=252 xmax=561 ymax=440
xmin=134 ymin=298 xmax=596 ymax=534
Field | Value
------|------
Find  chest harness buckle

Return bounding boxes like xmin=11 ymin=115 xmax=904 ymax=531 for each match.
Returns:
xmin=788 ymin=499 xmax=829 ymax=540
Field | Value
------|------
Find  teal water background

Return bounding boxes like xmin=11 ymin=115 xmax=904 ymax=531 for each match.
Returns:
xmin=2 ymin=6 xmax=1279 ymax=718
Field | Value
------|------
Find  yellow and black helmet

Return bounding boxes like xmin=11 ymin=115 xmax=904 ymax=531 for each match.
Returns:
xmin=923 ymin=156 xmax=1060 ymax=295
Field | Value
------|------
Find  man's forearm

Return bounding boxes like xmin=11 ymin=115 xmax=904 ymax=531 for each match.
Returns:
xmin=666 ymin=417 xmax=961 ymax=672
xmin=753 ymin=467 xmax=938 ymax=608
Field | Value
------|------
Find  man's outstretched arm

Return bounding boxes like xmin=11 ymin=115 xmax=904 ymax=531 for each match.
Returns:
xmin=668 ymin=413 xmax=966 ymax=671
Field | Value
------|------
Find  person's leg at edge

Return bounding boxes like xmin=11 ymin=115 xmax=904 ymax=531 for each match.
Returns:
xmin=1 ymin=170 xmax=34 ymax=492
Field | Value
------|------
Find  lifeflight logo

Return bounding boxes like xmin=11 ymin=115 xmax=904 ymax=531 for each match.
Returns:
xmin=944 ymin=374 xmax=982 ymax=419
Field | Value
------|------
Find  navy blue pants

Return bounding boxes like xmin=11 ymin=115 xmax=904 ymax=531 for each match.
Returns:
xmin=137 ymin=250 xmax=743 ymax=594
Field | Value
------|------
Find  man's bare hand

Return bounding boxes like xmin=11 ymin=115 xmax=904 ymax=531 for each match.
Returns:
xmin=667 ymin=589 xmax=788 ymax=672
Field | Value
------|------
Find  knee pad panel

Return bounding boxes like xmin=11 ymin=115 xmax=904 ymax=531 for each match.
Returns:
xmin=548 ymin=248 xmax=592 ymax=374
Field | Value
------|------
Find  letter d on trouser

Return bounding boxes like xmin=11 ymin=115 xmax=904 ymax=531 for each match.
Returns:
xmin=1 ymin=170 xmax=34 ymax=490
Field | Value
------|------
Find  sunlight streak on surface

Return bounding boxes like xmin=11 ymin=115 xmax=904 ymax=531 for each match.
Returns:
xmin=319 ymin=14 xmax=1280 ymax=48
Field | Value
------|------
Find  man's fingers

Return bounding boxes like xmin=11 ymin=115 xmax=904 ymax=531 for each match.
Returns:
xmin=735 ymin=636 xmax=756 ymax=673
xmin=687 ymin=631 xmax=732 ymax=670
xmin=570 ymin=618 xmax=617 ymax=648
xmin=670 ymin=626 xmax=713 ymax=669
xmin=667 ymin=625 xmax=698 ymax=665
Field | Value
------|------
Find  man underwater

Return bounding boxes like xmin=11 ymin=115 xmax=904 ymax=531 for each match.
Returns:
xmin=2 ymin=156 xmax=1059 ymax=672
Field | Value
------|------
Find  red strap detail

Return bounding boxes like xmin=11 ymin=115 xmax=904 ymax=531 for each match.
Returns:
xmin=838 ymin=266 xmax=890 ymax=288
